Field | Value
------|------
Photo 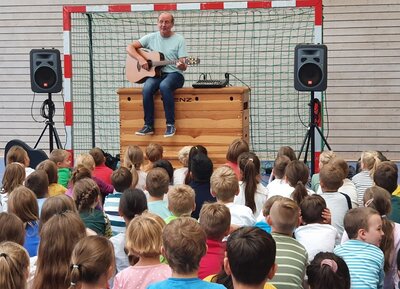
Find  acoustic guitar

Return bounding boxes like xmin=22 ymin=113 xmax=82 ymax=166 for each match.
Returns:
xmin=126 ymin=48 xmax=200 ymax=83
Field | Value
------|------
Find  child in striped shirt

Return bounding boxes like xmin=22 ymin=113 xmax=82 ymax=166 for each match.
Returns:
xmin=334 ymin=207 xmax=385 ymax=289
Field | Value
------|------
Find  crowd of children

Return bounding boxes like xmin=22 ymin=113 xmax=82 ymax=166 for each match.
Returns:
xmin=0 ymin=140 xmax=400 ymax=289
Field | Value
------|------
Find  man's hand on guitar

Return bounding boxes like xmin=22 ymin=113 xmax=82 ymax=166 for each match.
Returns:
xmin=139 ymin=58 xmax=150 ymax=71
xmin=176 ymin=58 xmax=187 ymax=71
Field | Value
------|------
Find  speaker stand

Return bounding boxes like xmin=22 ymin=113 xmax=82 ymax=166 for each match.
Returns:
xmin=34 ymin=93 xmax=63 ymax=152
xmin=297 ymin=91 xmax=331 ymax=175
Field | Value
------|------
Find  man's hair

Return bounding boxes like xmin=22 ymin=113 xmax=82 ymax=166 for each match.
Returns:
xmin=89 ymin=147 xmax=105 ymax=166
xmin=191 ymin=153 xmax=213 ymax=183
xmin=158 ymin=12 xmax=174 ymax=24
xmin=146 ymin=168 xmax=169 ymax=197
xmin=373 ymin=161 xmax=398 ymax=193
xmin=300 ymin=195 xmax=326 ymax=224
xmin=111 ymin=167 xmax=132 ymax=192
xmin=227 ymin=227 xmax=276 ymax=285
xmin=168 ymin=185 xmax=195 ymax=216
xmin=319 ymin=163 xmax=343 ymax=191
xmin=162 ymin=217 xmax=206 ymax=274
xmin=24 ymin=170 xmax=49 ymax=198
xmin=272 ymin=155 xmax=291 ymax=179
xmin=145 ymin=143 xmax=163 ymax=163
xmin=344 ymin=207 xmax=380 ymax=239
xmin=199 ymin=202 xmax=231 ymax=240
xmin=210 ymin=166 xmax=238 ymax=201
xmin=49 ymin=149 xmax=69 ymax=164
xmin=226 ymin=138 xmax=249 ymax=163
xmin=269 ymin=198 xmax=299 ymax=234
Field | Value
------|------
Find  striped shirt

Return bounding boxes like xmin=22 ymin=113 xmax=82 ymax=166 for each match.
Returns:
xmin=270 ymin=232 xmax=308 ymax=289
xmin=103 ymin=192 xmax=126 ymax=235
xmin=352 ymin=170 xmax=373 ymax=206
xmin=334 ymin=239 xmax=384 ymax=289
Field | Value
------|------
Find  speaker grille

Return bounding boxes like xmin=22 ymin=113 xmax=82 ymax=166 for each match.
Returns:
xmin=298 ymin=63 xmax=322 ymax=87
xmin=34 ymin=66 xmax=57 ymax=89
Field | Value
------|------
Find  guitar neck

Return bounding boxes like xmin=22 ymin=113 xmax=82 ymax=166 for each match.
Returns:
xmin=151 ymin=59 xmax=178 ymax=67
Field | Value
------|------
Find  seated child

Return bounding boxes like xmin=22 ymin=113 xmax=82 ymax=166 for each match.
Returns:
xmin=6 ymin=145 xmax=35 ymax=177
xmin=36 ymin=159 xmax=67 ymax=197
xmin=224 ymin=138 xmax=249 ymax=179
xmin=294 ymin=195 xmax=339 ymax=260
xmin=0 ymin=241 xmax=30 ymax=289
xmin=224 ymin=227 xmax=278 ymax=289
xmin=148 ymin=217 xmax=225 ymax=289
xmin=153 ymin=159 xmax=174 ymax=186
xmin=113 ymin=213 xmax=171 ymax=289
xmin=255 ymin=195 xmax=285 ymax=232
xmin=49 ymin=149 xmax=72 ymax=188
xmin=0 ymin=212 xmax=25 ymax=245
xmin=8 ymin=186 xmax=40 ymax=257
xmin=103 ymin=167 xmax=133 ymax=235
xmin=89 ymin=147 xmax=113 ymax=185
xmin=310 ymin=150 xmax=336 ymax=192
xmin=146 ymin=168 xmax=172 ymax=219
xmin=189 ymin=153 xmax=215 ymax=219
xmin=334 ymin=207 xmax=384 ymax=289
xmin=1 ymin=162 xmax=25 ymax=212
xmin=69 ymin=235 xmax=115 ymax=289
xmin=123 ymin=145 xmax=147 ymax=190
xmin=211 ymin=166 xmax=255 ymax=226
xmin=185 ymin=145 xmax=208 ymax=185
xmin=110 ymin=188 xmax=148 ymax=273
xmin=144 ymin=143 xmax=163 ymax=172
xmin=319 ymin=163 xmax=351 ymax=239
xmin=173 ymin=146 xmax=191 ymax=185
xmin=306 ymin=252 xmax=350 ymax=289
xmin=24 ymin=170 xmax=49 ymax=214
xmin=73 ymin=178 xmax=112 ymax=238
xmin=198 ymin=202 xmax=231 ymax=279
xmin=166 ymin=184 xmax=196 ymax=223
xmin=266 ymin=156 xmax=291 ymax=200
xmin=267 ymin=197 xmax=308 ymax=289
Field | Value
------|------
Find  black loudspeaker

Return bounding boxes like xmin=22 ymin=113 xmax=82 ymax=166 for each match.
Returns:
xmin=294 ymin=44 xmax=327 ymax=91
xmin=30 ymin=49 xmax=62 ymax=93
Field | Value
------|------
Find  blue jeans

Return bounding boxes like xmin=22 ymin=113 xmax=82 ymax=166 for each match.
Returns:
xmin=142 ymin=72 xmax=184 ymax=126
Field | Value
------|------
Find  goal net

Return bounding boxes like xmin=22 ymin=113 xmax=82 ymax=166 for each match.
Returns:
xmin=64 ymin=1 xmax=322 ymax=160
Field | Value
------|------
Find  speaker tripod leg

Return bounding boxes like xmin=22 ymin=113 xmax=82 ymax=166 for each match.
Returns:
xmin=315 ymin=125 xmax=331 ymax=151
xmin=34 ymin=122 xmax=50 ymax=149
xmin=298 ymin=126 xmax=312 ymax=163
xmin=51 ymin=125 xmax=63 ymax=149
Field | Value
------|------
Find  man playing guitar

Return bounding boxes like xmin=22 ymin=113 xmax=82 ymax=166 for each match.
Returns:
xmin=126 ymin=12 xmax=187 ymax=137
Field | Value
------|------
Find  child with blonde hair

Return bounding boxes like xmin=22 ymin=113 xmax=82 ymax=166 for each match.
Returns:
xmin=352 ymin=150 xmax=381 ymax=206
xmin=173 ymin=145 xmax=191 ymax=185
xmin=310 ymin=150 xmax=337 ymax=192
xmin=113 ymin=212 xmax=171 ymax=289
xmin=73 ymin=178 xmax=112 ymax=238
xmin=144 ymin=143 xmax=163 ymax=172
xmin=8 ymin=186 xmax=40 ymax=257
xmin=267 ymin=197 xmax=308 ymax=289
xmin=36 ymin=159 xmax=67 ymax=197
xmin=6 ymin=145 xmax=36 ymax=177
xmin=211 ymin=166 xmax=255 ymax=226
xmin=0 ymin=162 xmax=25 ymax=212
xmin=198 ymin=202 xmax=231 ymax=279
xmin=49 ymin=149 xmax=72 ymax=188
xmin=166 ymin=184 xmax=196 ymax=223
xmin=69 ymin=236 xmax=115 ymax=289
xmin=124 ymin=145 xmax=147 ymax=190
xmin=235 ymin=152 xmax=268 ymax=218
xmin=0 ymin=241 xmax=30 ymax=289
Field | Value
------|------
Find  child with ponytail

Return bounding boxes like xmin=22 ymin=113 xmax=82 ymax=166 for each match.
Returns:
xmin=69 ymin=235 xmax=115 ymax=289
xmin=74 ymin=178 xmax=112 ymax=238
xmin=234 ymin=152 xmax=267 ymax=218
xmin=306 ymin=252 xmax=350 ymax=289
xmin=286 ymin=160 xmax=313 ymax=205
xmin=123 ymin=145 xmax=147 ymax=190
xmin=0 ymin=241 xmax=30 ymax=289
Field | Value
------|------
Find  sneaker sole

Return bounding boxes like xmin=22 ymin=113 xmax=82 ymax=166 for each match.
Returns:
xmin=164 ymin=133 xmax=175 ymax=138
xmin=135 ymin=132 xmax=154 ymax=136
